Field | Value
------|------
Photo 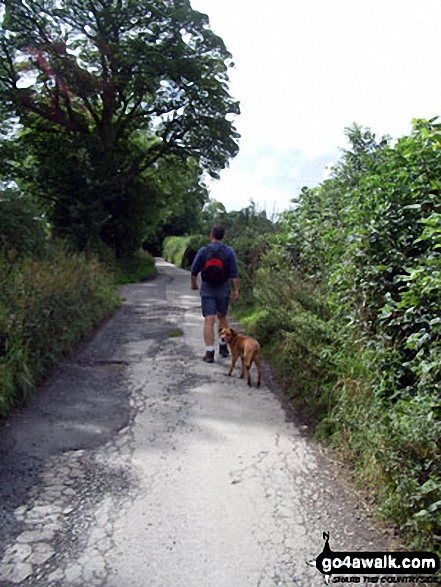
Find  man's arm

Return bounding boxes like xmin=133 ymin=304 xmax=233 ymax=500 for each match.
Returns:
xmin=191 ymin=273 xmax=199 ymax=290
xmin=190 ymin=247 xmax=204 ymax=290
xmin=228 ymin=248 xmax=239 ymax=299
xmin=231 ymin=277 xmax=239 ymax=300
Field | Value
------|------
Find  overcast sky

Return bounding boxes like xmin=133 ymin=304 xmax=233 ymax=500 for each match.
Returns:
xmin=191 ymin=0 xmax=441 ymax=213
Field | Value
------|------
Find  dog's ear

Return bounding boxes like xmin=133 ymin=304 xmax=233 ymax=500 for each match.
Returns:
xmin=230 ymin=328 xmax=237 ymax=337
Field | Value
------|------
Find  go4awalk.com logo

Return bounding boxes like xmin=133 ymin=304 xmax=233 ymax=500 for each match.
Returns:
xmin=308 ymin=533 xmax=440 ymax=585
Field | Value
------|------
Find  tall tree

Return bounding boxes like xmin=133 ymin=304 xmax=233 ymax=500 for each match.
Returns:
xmin=0 ymin=0 xmax=239 ymax=255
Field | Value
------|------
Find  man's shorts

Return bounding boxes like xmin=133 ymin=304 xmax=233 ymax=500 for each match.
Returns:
xmin=201 ymin=294 xmax=229 ymax=317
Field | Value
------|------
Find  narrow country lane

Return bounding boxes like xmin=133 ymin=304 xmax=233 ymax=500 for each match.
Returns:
xmin=0 ymin=260 xmax=391 ymax=586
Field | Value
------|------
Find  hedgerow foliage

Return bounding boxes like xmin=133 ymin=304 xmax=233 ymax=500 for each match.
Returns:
xmin=0 ymin=190 xmax=49 ymax=259
xmin=246 ymin=120 xmax=441 ymax=549
xmin=0 ymin=245 xmax=120 ymax=416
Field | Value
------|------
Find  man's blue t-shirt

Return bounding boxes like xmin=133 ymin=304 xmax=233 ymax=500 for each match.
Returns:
xmin=191 ymin=242 xmax=239 ymax=296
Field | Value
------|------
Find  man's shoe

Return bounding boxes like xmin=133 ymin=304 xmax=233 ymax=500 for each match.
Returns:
xmin=203 ymin=350 xmax=215 ymax=363
xmin=219 ymin=343 xmax=229 ymax=358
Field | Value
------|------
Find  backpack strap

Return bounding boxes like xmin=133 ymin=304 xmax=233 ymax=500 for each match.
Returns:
xmin=206 ymin=243 xmax=225 ymax=258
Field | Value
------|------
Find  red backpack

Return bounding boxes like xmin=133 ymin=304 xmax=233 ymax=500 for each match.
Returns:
xmin=201 ymin=244 xmax=226 ymax=287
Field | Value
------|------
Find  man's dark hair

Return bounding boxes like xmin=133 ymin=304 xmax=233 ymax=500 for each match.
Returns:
xmin=211 ymin=224 xmax=225 ymax=240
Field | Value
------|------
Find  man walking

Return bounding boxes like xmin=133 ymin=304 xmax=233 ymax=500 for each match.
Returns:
xmin=190 ymin=224 xmax=239 ymax=363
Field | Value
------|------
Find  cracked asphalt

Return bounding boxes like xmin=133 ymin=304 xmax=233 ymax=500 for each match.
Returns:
xmin=0 ymin=259 xmax=392 ymax=586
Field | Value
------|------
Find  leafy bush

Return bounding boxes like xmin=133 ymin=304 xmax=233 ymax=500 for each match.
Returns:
xmin=0 ymin=245 xmax=120 ymax=416
xmin=0 ymin=190 xmax=49 ymax=259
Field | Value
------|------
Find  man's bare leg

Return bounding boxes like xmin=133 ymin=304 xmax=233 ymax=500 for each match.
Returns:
xmin=218 ymin=313 xmax=228 ymax=331
xmin=204 ymin=315 xmax=216 ymax=347
xmin=218 ymin=313 xmax=229 ymax=357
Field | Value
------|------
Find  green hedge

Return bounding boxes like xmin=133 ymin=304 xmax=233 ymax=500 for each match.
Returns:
xmin=0 ymin=246 xmax=120 ymax=416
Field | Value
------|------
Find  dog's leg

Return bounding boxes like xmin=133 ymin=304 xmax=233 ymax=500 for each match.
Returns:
xmin=243 ymin=351 xmax=252 ymax=386
xmin=226 ymin=352 xmax=238 ymax=377
xmin=245 ymin=362 xmax=252 ymax=386
xmin=239 ymin=353 xmax=245 ymax=379
xmin=255 ymin=355 xmax=262 ymax=388
xmin=245 ymin=360 xmax=253 ymax=387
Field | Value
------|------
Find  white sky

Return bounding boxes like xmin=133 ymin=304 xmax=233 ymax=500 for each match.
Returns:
xmin=191 ymin=0 xmax=441 ymax=213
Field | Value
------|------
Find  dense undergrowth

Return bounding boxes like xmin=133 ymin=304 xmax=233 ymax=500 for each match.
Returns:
xmin=0 ymin=246 xmax=120 ymax=415
xmin=0 ymin=196 xmax=156 ymax=416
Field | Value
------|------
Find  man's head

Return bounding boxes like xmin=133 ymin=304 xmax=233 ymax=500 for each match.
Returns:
xmin=211 ymin=224 xmax=225 ymax=241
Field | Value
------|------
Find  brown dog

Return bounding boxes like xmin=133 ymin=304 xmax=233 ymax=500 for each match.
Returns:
xmin=219 ymin=327 xmax=262 ymax=388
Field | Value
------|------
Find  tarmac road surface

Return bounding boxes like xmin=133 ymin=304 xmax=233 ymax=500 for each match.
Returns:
xmin=0 ymin=259 xmax=391 ymax=586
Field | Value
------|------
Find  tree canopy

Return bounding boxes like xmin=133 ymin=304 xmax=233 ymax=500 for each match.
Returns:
xmin=0 ymin=0 xmax=240 ymax=255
